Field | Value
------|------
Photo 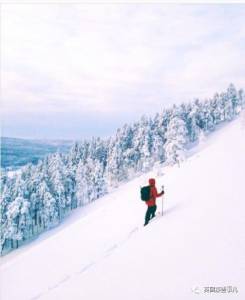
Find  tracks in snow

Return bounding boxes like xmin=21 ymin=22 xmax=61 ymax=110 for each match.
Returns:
xmin=29 ymin=224 xmax=142 ymax=300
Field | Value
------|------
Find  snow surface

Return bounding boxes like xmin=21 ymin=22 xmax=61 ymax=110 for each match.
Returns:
xmin=1 ymin=118 xmax=245 ymax=300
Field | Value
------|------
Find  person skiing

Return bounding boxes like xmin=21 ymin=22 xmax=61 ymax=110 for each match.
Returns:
xmin=144 ymin=178 xmax=164 ymax=226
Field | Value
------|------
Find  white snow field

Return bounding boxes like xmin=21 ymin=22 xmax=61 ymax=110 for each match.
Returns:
xmin=1 ymin=118 xmax=245 ymax=300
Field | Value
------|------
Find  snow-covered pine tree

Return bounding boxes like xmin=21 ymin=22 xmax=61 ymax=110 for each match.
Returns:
xmin=238 ymin=89 xmax=245 ymax=111
xmin=75 ymin=160 xmax=89 ymax=206
xmin=164 ymin=115 xmax=188 ymax=166
xmin=203 ymin=100 xmax=215 ymax=132
xmin=90 ymin=159 xmax=107 ymax=200
xmin=5 ymin=193 xmax=30 ymax=249
xmin=187 ymin=106 xmax=200 ymax=143
xmin=120 ymin=124 xmax=135 ymax=180
xmin=139 ymin=116 xmax=153 ymax=172
xmin=227 ymin=83 xmax=239 ymax=116
xmin=1 ymin=173 xmax=14 ymax=253
xmin=42 ymin=186 xmax=57 ymax=229
xmin=221 ymin=91 xmax=234 ymax=121
xmin=48 ymin=153 xmax=66 ymax=220
xmin=211 ymin=93 xmax=223 ymax=125
xmin=131 ymin=116 xmax=152 ymax=173
xmin=106 ymin=135 xmax=121 ymax=188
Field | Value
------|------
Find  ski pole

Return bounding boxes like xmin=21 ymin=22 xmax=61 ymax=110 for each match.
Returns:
xmin=161 ymin=185 xmax=164 ymax=216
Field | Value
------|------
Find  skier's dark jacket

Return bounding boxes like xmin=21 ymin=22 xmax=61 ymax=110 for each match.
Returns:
xmin=146 ymin=178 xmax=164 ymax=207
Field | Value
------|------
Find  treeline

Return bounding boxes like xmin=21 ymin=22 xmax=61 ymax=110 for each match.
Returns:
xmin=1 ymin=84 xmax=244 ymax=255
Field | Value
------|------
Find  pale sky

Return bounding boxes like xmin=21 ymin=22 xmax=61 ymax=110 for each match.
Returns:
xmin=1 ymin=4 xmax=245 ymax=139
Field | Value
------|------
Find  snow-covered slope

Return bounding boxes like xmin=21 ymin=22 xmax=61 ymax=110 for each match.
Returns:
xmin=1 ymin=118 xmax=245 ymax=300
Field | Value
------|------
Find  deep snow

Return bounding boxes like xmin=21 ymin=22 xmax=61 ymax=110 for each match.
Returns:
xmin=1 ymin=118 xmax=245 ymax=300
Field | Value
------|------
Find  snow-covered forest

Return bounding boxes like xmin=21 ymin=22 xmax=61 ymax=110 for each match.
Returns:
xmin=1 ymin=83 xmax=244 ymax=255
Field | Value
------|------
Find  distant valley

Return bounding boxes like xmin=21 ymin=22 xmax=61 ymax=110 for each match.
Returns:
xmin=1 ymin=137 xmax=74 ymax=169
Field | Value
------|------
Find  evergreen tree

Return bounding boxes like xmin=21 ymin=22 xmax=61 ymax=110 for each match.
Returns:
xmin=227 ymin=83 xmax=239 ymax=116
xmin=165 ymin=116 xmax=188 ymax=166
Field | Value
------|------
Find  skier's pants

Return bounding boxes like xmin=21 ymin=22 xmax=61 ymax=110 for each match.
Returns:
xmin=145 ymin=205 xmax=157 ymax=224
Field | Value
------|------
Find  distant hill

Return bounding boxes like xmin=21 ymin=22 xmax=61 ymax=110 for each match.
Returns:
xmin=1 ymin=137 xmax=74 ymax=169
